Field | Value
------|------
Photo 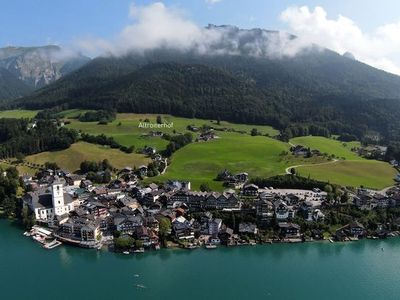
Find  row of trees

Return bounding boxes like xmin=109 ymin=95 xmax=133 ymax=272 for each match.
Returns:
xmin=80 ymin=133 xmax=135 ymax=154
xmin=162 ymin=132 xmax=193 ymax=157
xmin=78 ymin=110 xmax=116 ymax=124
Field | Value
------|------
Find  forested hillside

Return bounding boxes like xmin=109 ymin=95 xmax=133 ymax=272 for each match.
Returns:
xmin=6 ymin=28 xmax=400 ymax=142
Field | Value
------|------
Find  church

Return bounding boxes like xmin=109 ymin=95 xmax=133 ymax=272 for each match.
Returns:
xmin=23 ymin=177 xmax=75 ymax=224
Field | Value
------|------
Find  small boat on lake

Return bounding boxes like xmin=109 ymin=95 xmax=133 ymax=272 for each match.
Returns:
xmin=205 ymin=244 xmax=217 ymax=249
xmin=123 ymin=251 xmax=130 ymax=255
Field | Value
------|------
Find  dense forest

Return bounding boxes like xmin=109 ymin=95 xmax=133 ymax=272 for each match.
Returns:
xmin=0 ymin=166 xmax=20 ymax=217
xmin=0 ymin=118 xmax=78 ymax=158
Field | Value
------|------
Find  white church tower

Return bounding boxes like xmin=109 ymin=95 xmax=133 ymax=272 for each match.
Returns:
xmin=52 ymin=177 xmax=65 ymax=216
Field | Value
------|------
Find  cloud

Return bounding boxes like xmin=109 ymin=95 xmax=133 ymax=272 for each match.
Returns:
xmin=280 ymin=6 xmax=400 ymax=75
xmin=75 ymin=2 xmax=309 ymax=59
xmin=205 ymin=0 xmax=222 ymax=4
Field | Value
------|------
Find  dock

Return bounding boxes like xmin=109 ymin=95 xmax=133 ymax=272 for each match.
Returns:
xmin=43 ymin=239 xmax=62 ymax=249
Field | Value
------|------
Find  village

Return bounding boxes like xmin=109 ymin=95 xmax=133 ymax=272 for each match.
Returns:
xmin=20 ymin=159 xmax=400 ymax=254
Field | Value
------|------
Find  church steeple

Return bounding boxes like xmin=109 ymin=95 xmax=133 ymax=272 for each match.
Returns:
xmin=52 ymin=176 xmax=65 ymax=216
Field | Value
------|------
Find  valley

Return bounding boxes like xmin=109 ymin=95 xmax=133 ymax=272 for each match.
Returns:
xmin=0 ymin=109 xmax=395 ymax=190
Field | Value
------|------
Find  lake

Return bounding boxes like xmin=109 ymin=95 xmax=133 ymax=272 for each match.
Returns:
xmin=1 ymin=219 xmax=399 ymax=300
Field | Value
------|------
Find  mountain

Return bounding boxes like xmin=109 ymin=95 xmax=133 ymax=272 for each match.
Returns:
xmin=0 ymin=67 xmax=33 ymax=102
xmin=0 ymin=45 xmax=90 ymax=92
xmin=10 ymin=26 xmax=400 ymax=141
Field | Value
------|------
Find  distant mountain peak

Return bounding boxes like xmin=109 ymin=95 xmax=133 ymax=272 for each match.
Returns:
xmin=0 ymin=45 xmax=90 ymax=89
xmin=342 ymin=51 xmax=356 ymax=60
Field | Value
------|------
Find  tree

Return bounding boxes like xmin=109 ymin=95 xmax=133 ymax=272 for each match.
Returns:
xmin=114 ymin=236 xmax=135 ymax=250
xmin=44 ymin=162 xmax=59 ymax=170
xmin=15 ymin=153 xmax=25 ymax=163
xmin=324 ymin=184 xmax=333 ymax=193
xmin=3 ymin=196 xmax=16 ymax=218
xmin=156 ymin=115 xmax=162 ymax=124
xmin=251 ymin=128 xmax=258 ymax=136
xmin=200 ymin=183 xmax=211 ymax=192
xmin=159 ymin=217 xmax=171 ymax=242
xmin=290 ymin=168 xmax=296 ymax=175
xmin=135 ymin=240 xmax=144 ymax=249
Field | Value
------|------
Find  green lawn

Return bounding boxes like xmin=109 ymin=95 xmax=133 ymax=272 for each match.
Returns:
xmin=290 ymin=136 xmax=362 ymax=160
xmin=153 ymin=132 xmax=322 ymax=190
xmin=26 ymin=142 xmax=151 ymax=173
xmin=0 ymin=161 xmax=38 ymax=176
xmin=0 ymin=110 xmax=38 ymax=119
xmin=296 ymin=160 xmax=396 ymax=189
xmin=66 ymin=113 xmax=279 ymax=151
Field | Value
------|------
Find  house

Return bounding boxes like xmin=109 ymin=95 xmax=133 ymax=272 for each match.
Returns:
xmin=60 ymin=218 xmax=101 ymax=242
xmin=137 ymin=165 xmax=148 ymax=177
xmin=291 ymin=145 xmax=310 ymax=157
xmin=274 ymin=200 xmax=291 ymax=220
xmin=255 ymin=199 xmax=274 ymax=225
xmin=238 ymin=223 xmax=258 ymax=235
xmin=81 ymin=223 xmax=101 ymax=241
xmin=208 ymin=218 xmax=223 ymax=236
xmin=335 ymin=221 xmax=366 ymax=240
xmin=172 ymin=216 xmax=194 ymax=240
xmin=198 ymin=131 xmax=215 ymax=141
xmin=114 ymin=215 xmax=144 ymax=233
xmin=219 ymin=227 xmax=235 ymax=245
xmin=187 ymin=125 xmax=199 ymax=132
xmin=143 ymin=146 xmax=156 ymax=156
xmin=243 ymin=184 xmax=259 ymax=196
xmin=65 ymin=174 xmax=85 ymax=187
xmin=278 ymin=222 xmax=301 ymax=239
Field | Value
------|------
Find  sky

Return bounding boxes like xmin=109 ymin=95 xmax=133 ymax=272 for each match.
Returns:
xmin=1 ymin=0 xmax=400 ymax=74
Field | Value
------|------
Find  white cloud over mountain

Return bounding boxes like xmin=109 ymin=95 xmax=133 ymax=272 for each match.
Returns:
xmin=280 ymin=6 xmax=400 ymax=75
xmin=75 ymin=2 xmax=400 ymax=75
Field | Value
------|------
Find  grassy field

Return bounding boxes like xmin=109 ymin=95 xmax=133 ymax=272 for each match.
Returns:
xmin=0 ymin=161 xmax=37 ymax=176
xmin=65 ymin=113 xmax=279 ymax=151
xmin=289 ymin=136 xmax=396 ymax=189
xmin=296 ymin=160 xmax=396 ymax=189
xmin=25 ymin=142 xmax=151 ymax=173
xmin=0 ymin=109 xmax=395 ymax=190
xmin=290 ymin=136 xmax=362 ymax=160
xmin=152 ymin=132 xmax=324 ymax=190
xmin=0 ymin=110 xmax=38 ymax=119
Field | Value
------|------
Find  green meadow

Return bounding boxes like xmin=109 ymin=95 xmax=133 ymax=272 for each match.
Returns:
xmin=25 ymin=142 xmax=150 ymax=173
xmin=0 ymin=109 xmax=396 ymax=190
xmin=65 ymin=113 xmax=279 ymax=151
xmin=153 ymin=132 xmax=322 ymax=190
xmin=0 ymin=110 xmax=38 ymax=119
xmin=290 ymin=136 xmax=362 ymax=160
xmin=290 ymin=136 xmax=395 ymax=189
xmin=296 ymin=160 xmax=396 ymax=189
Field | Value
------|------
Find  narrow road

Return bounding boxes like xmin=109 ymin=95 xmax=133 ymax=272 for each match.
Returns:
xmin=285 ymin=159 xmax=339 ymax=175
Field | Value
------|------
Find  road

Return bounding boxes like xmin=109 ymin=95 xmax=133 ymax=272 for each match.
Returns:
xmin=284 ymin=159 xmax=339 ymax=175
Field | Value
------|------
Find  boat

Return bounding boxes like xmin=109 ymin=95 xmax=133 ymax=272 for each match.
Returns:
xmin=205 ymin=244 xmax=217 ymax=249
xmin=185 ymin=244 xmax=198 ymax=250
xmin=328 ymin=238 xmax=334 ymax=243
xmin=123 ymin=251 xmax=130 ymax=255
xmin=250 ymin=242 xmax=257 ymax=246
xmin=133 ymin=248 xmax=145 ymax=253
xmin=135 ymin=284 xmax=146 ymax=289
xmin=133 ymin=274 xmax=140 ymax=277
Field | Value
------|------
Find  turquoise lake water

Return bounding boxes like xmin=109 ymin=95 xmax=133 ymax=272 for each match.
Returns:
xmin=1 ymin=219 xmax=399 ymax=300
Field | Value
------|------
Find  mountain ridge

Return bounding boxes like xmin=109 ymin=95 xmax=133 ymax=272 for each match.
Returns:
xmin=6 ymin=27 xmax=400 ymax=141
